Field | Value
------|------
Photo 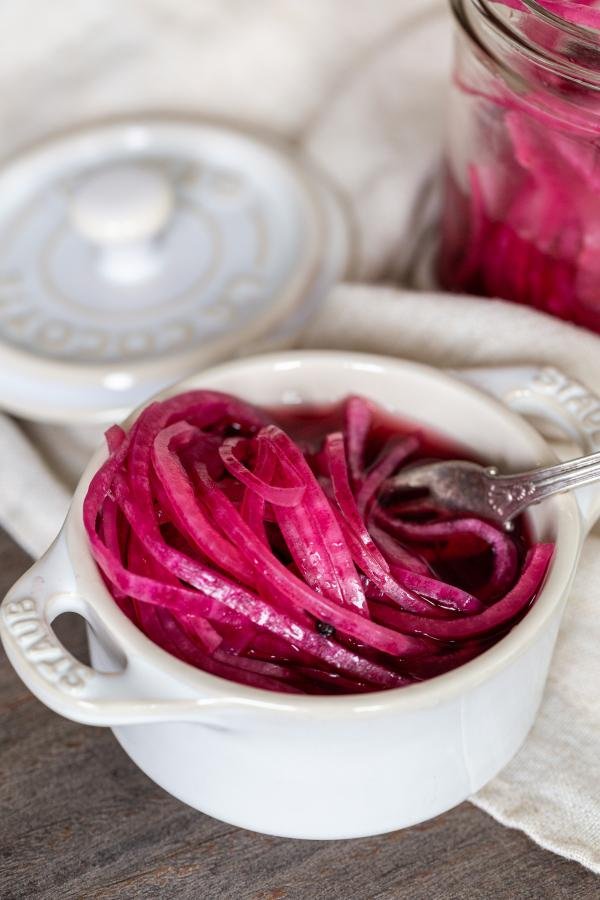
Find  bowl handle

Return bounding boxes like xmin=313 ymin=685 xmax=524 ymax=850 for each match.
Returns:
xmin=453 ymin=365 xmax=600 ymax=533
xmin=0 ymin=532 xmax=235 ymax=726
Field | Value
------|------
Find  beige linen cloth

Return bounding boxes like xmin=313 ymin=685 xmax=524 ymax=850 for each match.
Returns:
xmin=0 ymin=0 xmax=599 ymax=871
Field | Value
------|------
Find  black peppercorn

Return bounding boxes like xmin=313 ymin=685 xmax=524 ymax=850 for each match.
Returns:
xmin=316 ymin=620 xmax=335 ymax=638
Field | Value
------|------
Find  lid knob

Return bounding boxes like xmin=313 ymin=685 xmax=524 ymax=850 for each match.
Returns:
xmin=69 ymin=164 xmax=174 ymax=283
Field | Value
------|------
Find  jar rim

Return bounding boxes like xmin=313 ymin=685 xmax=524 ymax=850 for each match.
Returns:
xmin=519 ymin=0 xmax=600 ymax=39
xmin=452 ymin=0 xmax=600 ymax=93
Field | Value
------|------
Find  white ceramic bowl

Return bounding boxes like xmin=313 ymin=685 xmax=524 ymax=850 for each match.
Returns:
xmin=2 ymin=352 xmax=600 ymax=839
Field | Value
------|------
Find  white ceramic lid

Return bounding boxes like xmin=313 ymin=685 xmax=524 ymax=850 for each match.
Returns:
xmin=0 ymin=119 xmax=349 ymax=423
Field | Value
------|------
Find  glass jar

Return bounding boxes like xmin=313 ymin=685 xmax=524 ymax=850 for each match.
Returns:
xmin=439 ymin=0 xmax=600 ymax=334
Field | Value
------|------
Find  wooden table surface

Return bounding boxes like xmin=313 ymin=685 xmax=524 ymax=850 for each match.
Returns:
xmin=0 ymin=529 xmax=597 ymax=900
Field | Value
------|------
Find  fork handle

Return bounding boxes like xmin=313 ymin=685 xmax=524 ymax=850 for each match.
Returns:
xmin=455 ymin=366 xmax=600 ymax=533
xmin=489 ymin=451 xmax=600 ymax=523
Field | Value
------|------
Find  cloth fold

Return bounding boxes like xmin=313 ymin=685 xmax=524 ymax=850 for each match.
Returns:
xmin=0 ymin=0 xmax=598 ymax=873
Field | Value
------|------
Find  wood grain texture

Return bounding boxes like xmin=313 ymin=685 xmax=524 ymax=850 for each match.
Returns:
xmin=0 ymin=528 xmax=597 ymax=900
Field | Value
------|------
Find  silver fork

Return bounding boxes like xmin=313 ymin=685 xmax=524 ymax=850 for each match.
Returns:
xmin=385 ymin=450 xmax=600 ymax=530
